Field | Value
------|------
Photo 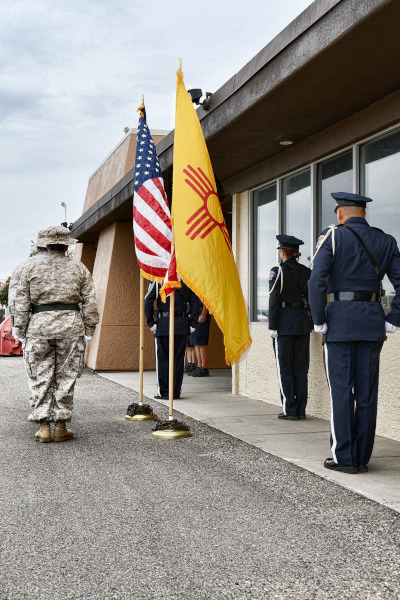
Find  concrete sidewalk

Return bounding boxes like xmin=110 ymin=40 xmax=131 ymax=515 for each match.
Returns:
xmin=99 ymin=369 xmax=400 ymax=513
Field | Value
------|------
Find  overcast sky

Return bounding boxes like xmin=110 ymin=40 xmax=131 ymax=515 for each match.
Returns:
xmin=0 ymin=0 xmax=313 ymax=282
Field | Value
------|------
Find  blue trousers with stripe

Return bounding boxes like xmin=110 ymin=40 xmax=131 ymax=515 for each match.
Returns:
xmin=155 ymin=335 xmax=187 ymax=398
xmin=273 ymin=334 xmax=310 ymax=417
xmin=323 ymin=341 xmax=383 ymax=466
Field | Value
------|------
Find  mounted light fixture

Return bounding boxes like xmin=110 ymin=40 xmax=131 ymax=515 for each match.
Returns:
xmin=275 ymin=134 xmax=301 ymax=146
xmin=188 ymin=88 xmax=213 ymax=111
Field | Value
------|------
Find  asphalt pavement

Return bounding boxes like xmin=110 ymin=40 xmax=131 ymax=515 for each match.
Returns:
xmin=100 ymin=368 xmax=400 ymax=513
xmin=1 ymin=357 xmax=399 ymax=600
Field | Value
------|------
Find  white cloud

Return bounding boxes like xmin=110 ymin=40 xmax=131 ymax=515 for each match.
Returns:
xmin=0 ymin=0 xmax=313 ymax=281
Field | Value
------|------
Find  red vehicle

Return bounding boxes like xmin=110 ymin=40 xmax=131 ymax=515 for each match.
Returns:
xmin=0 ymin=315 xmax=23 ymax=356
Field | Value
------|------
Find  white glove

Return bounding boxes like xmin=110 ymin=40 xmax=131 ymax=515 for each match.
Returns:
xmin=314 ymin=323 xmax=328 ymax=334
xmin=190 ymin=326 xmax=196 ymax=333
xmin=270 ymin=330 xmax=278 ymax=339
xmin=83 ymin=335 xmax=92 ymax=343
xmin=150 ymin=324 xmax=157 ymax=334
xmin=12 ymin=327 xmax=25 ymax=342
xmin=385 ymin=321 xmax=397 ymax=333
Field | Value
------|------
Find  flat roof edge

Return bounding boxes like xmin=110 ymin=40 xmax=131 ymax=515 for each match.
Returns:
xmin=89 ymin=128 xmax=170 ymax=180
xmin=156 ymin=0 xmax=387 ymax=157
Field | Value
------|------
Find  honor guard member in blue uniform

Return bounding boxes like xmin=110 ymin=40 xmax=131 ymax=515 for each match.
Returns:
xmin=269 ymin=235 xmax=313 ymax=421
xmin=309 ymin=192 xmax=400 ymax=474
xmin=145 ymin=281 xmax=200 ymax=399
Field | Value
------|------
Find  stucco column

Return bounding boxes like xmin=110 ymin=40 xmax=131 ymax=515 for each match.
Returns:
xmin=231 ymin=192 xmax=250 ymax=394
xmin=86 ymin=221 xmax=155 ymax=371
xmin=74 ymin=242 xmax=97 ymax=274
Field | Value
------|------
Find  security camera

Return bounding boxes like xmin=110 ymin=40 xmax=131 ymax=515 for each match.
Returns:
xmin=188 ymin=89 xmax=212 ymax=111
xmin=188 ymin=89 xmax=203 ymax=105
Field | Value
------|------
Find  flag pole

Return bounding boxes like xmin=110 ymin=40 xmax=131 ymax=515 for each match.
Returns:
xmin=139 ymin=274 xmax=145 ymax=403
xmin=152 ymin=59 xmax=190 ymax=439
xmin=168 ymin=233 xmax=176 ymax=421
xmin=125 ymin=269 xmax=157 ymax=423
xmin=125 ymin=94 xmax=156 ymax=422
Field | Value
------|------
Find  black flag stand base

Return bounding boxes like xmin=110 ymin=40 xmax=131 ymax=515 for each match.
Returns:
xmin=152 ymin=415 xmax=191 ymax=439
xmin=125 ymin=402 xmax=157 ymax=421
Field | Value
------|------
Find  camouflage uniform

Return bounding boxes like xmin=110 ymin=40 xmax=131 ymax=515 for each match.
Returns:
xmin=9 ymin=257 xmax=37 ymax=317
xmin=13 ymin=226 xmax=99 ymax=423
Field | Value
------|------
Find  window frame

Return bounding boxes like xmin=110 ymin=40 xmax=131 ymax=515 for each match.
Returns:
xmin=250 ymin=182 xmax=278 ymax=322
xmin=250 ymin=123 xmax=400 ymax=323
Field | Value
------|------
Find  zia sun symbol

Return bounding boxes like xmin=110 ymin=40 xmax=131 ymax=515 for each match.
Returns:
xmin=183 ymin=165 xmax=232 ymax=252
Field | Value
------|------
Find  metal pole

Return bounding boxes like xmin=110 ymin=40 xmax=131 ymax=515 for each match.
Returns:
xmin=168 ymin=289 xmax=175 ymax=420
xmin=61 ymin=202 xmax=67 ymax=223
xmin=139 ymin=275 xmax=144 ymax=404
xmin=168 ymin=223 xmax=176 ymax=420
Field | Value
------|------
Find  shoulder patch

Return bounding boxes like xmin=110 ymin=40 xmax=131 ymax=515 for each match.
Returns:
xmin=269 ymin=270 xmax=277 ymax=280
xmin=316 ymin=234 xmax=325 ymax=250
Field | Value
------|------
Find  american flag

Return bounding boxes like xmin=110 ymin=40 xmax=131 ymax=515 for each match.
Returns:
xmin=133 ymin=106 xmax=180 ymax=298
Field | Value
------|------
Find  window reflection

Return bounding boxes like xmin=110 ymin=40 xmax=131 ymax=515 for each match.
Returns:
xmin=318 ymin=151 xmax=353 ymax=232
xmin=252 ymin=184 xmax=277 ymax=321
xmin=251 ymin=127 xmax=400 ymax=322
xmin=282 ymin=169 xmax=312 ymax=265
xmin=360 ymin=129 xmax=400 ymax=311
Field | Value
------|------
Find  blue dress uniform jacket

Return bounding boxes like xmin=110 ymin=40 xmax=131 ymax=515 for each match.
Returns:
xmin=308 ymin=216 xmax=400 ymax=467
xmin=269 ymin=258 xmax=312 ymax=418
xmin=308 ymin=217 xmax=400 ymax=340
xmin=145 ymin=281 xmax=200 ymax=398
xmin=145 ymin=281 xmax=199 ymax=335
xmin=269 ymin=259 xmax=313 ymax=335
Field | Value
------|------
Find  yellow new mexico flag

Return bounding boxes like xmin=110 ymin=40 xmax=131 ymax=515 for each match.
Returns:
xmin=172 ymin=71 xmax=252 ymax=365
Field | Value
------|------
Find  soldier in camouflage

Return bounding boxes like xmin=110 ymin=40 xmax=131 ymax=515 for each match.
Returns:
xmin=13 ymin=225 xmax=99 ymax=443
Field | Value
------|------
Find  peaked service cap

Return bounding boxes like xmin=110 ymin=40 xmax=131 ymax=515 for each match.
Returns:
xmin=331 ymin=192 xmax=373 ymax=213
xmin=276 ymin=234 xmax=304 ymax=250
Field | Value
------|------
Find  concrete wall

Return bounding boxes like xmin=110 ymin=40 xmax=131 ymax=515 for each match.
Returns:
xmin=74 ymin=242 xmax=97 ymax=274
xmin=83 ymin=132 xmax=166 ymax=213
xmin=86 ymin=221 xmax=156 ymax=371
xmin=75 ymin=128 xmax=228 ymax=371
xmin=233 ymin=191 xmax=400 ymax=443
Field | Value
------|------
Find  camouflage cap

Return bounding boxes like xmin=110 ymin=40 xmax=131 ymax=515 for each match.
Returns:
xmin=36 ymin=229 xmax=48 ymax=249
xmin=41 ymin=225 xmax=77 ymax=246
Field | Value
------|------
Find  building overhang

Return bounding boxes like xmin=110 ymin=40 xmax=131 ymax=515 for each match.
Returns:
xmin=72 ymin=0 xmax=400 ymax=243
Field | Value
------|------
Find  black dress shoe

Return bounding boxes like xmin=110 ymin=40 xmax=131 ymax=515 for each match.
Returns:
xmin=358 ymin=464 xmax=368 ymax=473
xmin=324 ymin=458 xmax=358 ymax=474
xmin=191 ymin=367 xmax=209 ymax=377
xmin=278 ymin=413 xmax=299 ymax=421
xmin=154 ymin=394 xmax=167 ymax=400
xmin=298 ymin=415 xmax=307 ymax=420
